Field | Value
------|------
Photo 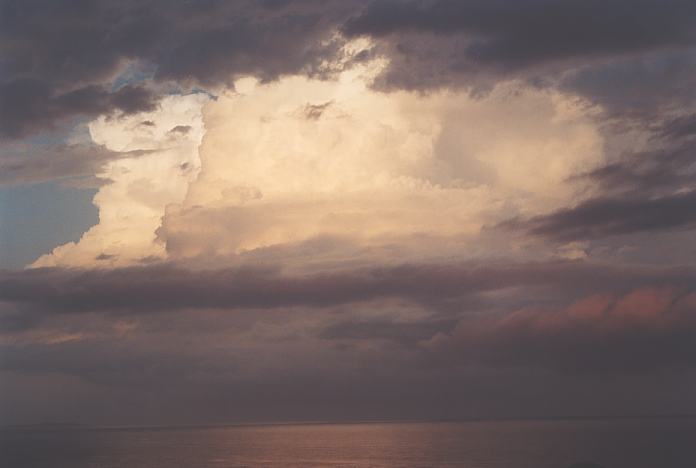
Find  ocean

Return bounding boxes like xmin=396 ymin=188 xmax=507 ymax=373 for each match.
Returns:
xmin=1 ymin=418 xmax=694 ymax=467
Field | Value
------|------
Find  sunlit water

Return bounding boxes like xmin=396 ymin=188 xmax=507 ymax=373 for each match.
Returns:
xmin=2 ymin=418 xmax=694 ymax=467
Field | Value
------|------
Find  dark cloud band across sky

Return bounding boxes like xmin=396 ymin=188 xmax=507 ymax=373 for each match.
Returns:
xmin=1 ymin=260 xmax=695 ymax=425
xmin=3 ymin=261 xmax=695 ymax=313
xmin=4 ymin=0 xmax=696 ymax=138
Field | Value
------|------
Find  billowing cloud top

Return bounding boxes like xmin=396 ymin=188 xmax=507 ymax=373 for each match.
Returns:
xmin=1 ymin=0 xmax=696 ymax=426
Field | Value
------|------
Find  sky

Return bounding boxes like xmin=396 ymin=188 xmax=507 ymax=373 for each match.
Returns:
xmin=1 ymin=0 xmax=696 ymax=426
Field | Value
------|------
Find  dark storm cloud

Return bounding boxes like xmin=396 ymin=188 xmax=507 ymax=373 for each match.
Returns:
xmin=1 ymin=261 xmax=695 ymax=315
xmin=1 ymin=270 xmax=695 ymax=427
xmin=0 ymin=0 xmax=360 ymax=138
xmin=2 ymin=261 xmax=695 ymax=425
xmin=5 ymin=0 xmax=696 ymax=137
xmin=576 ymin=145 xmax=695 ymax=197
xmin=501 ymin=190 xmax=696 ymax=242
xmin=343 ymin=0 xmax=696 ymax=90
xmin=0 ymin=80 xmax=158 ymax=138
xmin=560 ymin=51 xmax=696 ymax=118
xmin=346 ymin=0 xmax=696 ymax=59
xmin=659 ymin=113 xmax=696 ymax=140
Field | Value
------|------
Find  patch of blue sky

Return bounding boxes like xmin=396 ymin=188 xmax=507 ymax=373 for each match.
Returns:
xmin=0 ymin=182 xmax=97 ymax=269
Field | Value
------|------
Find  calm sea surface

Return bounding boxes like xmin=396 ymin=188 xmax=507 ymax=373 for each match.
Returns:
xmin=1 ymin=418 xmax=694 ymax=468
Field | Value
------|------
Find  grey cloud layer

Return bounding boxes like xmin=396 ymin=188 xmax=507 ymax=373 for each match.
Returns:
xmin=0 ymin=0 xmax=357 ymax=138
xmin=2 ymin=260 xmax=695 ymax=425
xmin=5 ymin=0 xmax=696 ymax=136
xmin=344 ymin=0 xmax=696 ymax=92
xmin=2 ymin=260 xmax=696 ymax=377
xmin=0 ymin=79 xmax=157 ymax=138
xmin=501 ymin=191 xmax=696 ymax=242
xmin=346 ymin=0 xmax=696 ymax=65
xmin=3 ymin=261 xmax=695 ymax=313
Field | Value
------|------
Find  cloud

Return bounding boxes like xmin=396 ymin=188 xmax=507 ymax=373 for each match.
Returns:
xmin=344 ymin=0 xmax=696 ymax=91
xmin=574 ymin=145 xmax=696 ymax=199
xmin=509 ymin=100 xmax=695 ymax=245
xmin=0 ymin=80 xmax=158 ymax=138
xmin=1 ymin=261 xmax=695 ymax=425
xmin=7 ymin=0 xmax=696 ymax=139
xmin=501 ymin=190 xmax=696 ymax=241
xmin=346 ymin=0 xmax=696 ymax=59
xmin=660 ymin=113 xmax=696 ymax=140
xmin=31 ymin=93 xmax=208 ymax=268
xmin=0 ymin=142 xmax=152 ymax=188
xmin=560 ymin=51 xmax=696 ymax=118
xmin=424 ymin=287 xmax=696 ymax=372
xmin=155 ymin=68 xmax=601 ymax=267
xmin=168 ymin=125 xmax=192 ymax=135
xmin=2 ymin=260 xmax=694 ymax=315
xmin=318 ymin=318 xmax=457 ymax=347
xmin=348 ymin=1 xmax=696 ymax=260
xmin=0 ymin=0 xmax=358 ymax=138
xmin=4 ymin=0 xmax=696 ymax=141
xmin=24 ymin=55 xmax=602 ymax=269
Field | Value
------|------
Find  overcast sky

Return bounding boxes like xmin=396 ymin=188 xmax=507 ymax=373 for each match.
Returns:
xmin=1 ymin=0 xmax=696 ymax=426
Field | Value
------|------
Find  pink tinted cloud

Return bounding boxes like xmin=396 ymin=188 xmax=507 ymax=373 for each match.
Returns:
xmin=424 ymin=287 xmax=696 ymax=371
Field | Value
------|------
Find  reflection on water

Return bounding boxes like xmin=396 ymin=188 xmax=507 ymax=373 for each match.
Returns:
xmin=1 ymin=418 xmax=694 ymax=468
